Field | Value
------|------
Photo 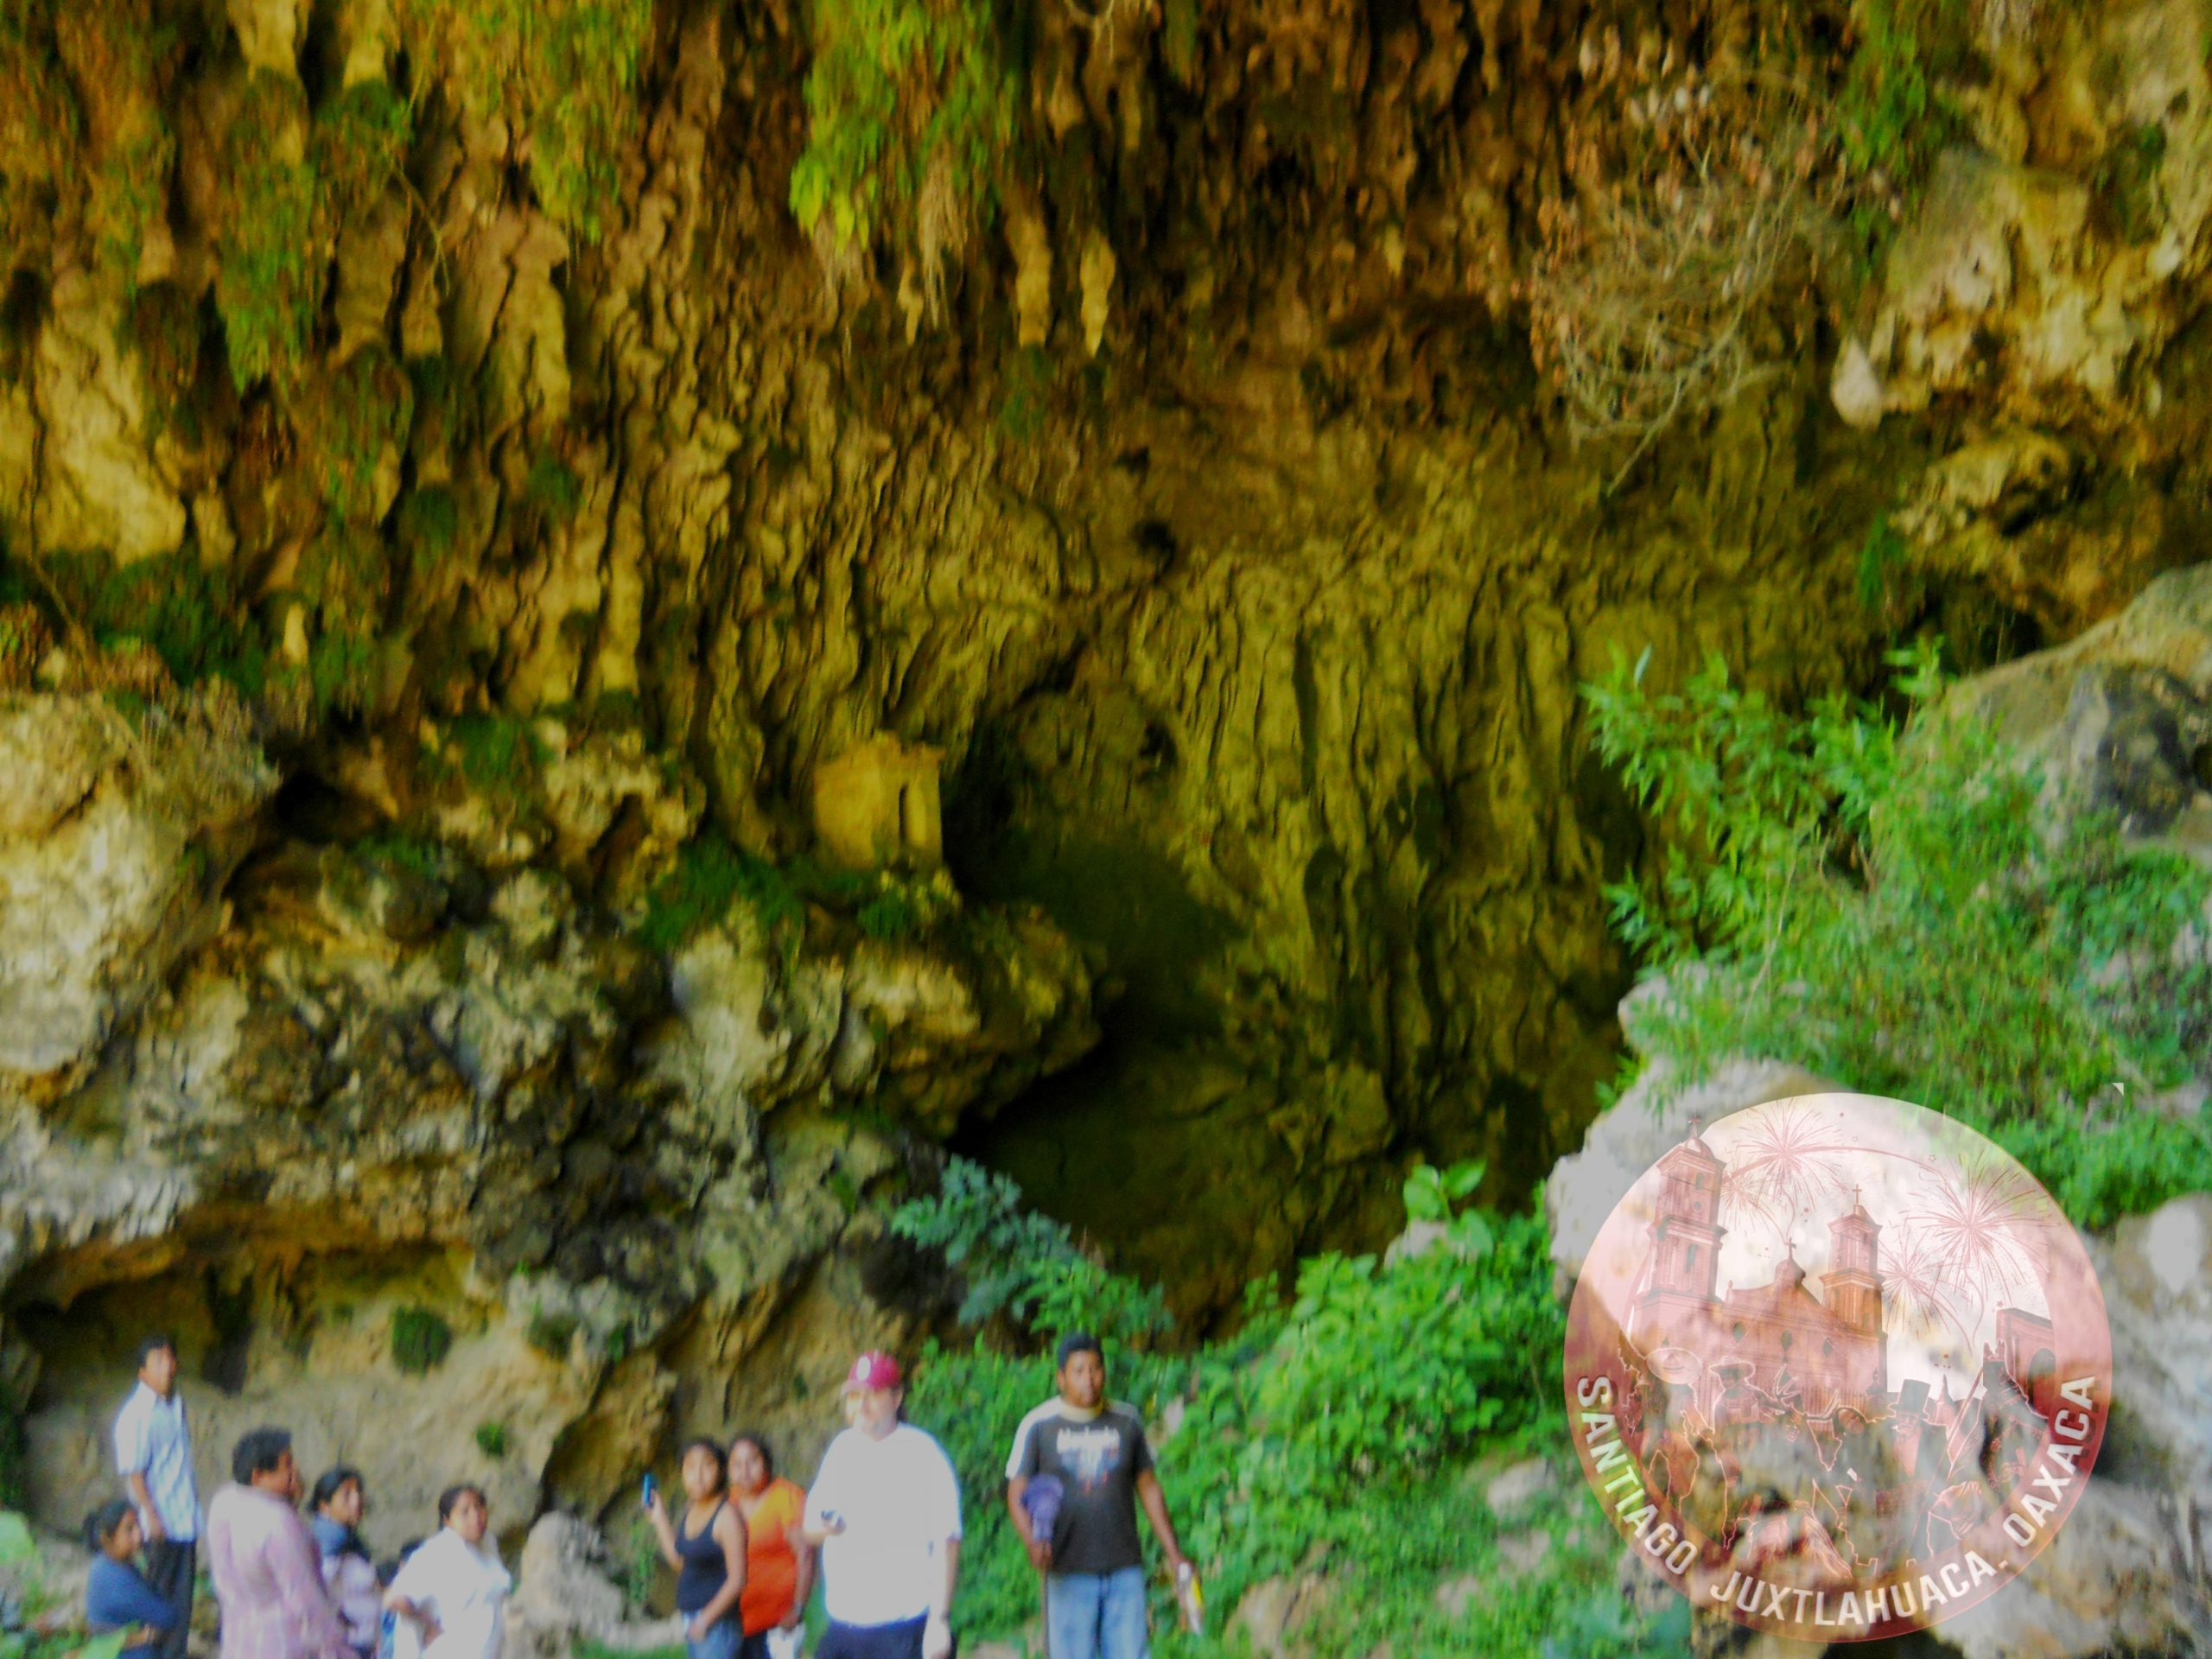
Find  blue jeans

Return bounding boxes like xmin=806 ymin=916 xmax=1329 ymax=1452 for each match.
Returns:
xmin=686 ymin=1617 xmax=743 ymax=1659
xmin=1047 ymin=1567 xmax=1147 ymax=1659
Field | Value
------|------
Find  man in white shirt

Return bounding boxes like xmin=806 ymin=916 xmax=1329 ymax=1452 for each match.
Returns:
xmin=802 ymin=1351 xmax=962 ymax=1659
xmin=113 ymin=1333 xmax=201 ymax=1659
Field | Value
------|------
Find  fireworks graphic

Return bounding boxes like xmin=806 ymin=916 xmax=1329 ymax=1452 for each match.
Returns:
xmin=1895 ymin=1152 xmax=2057 ymax=1332
xmin=1878 ymin=1224 xmax=1975 ymax=1351
xmin=1716 ymin=1102 xmax=1859 ymax=1242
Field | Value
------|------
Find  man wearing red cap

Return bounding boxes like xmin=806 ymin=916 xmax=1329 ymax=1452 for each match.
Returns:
xmin=801 ymin=1352 xmax=963 ymax=1659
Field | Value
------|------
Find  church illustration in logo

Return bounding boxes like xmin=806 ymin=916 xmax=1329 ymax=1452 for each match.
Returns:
xmin=1623 ymin=1127 xmax=2057 ymax=1462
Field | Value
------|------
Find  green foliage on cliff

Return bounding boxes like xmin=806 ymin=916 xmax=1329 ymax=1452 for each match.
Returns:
xmin=638 ymin=836 xmax=803 ymax=951
xmin=397 ymin=0 xmax=654 ymax=241
xmin=789 ymin=0 xmax=1019 ymax=282
xmin=390 ymin=1306 xmax=454 ymax=1374
xmin=1586 ymin=642 xmax=2212 ymax=1229
xmin=213 ymin=72 xmax=318 ymax=390
xmin=1 ymin=550 xmax=267 ymax=693
xmin=904 ymin=1161 xmax=1680 ymax=1653
xmin=1835 ymin=0 xmax=1966 ymax=179
xmin=312 ymin=81 xmax=413 ymax=226
xmin=1833 ymin=0 xmax=1970 ymax=255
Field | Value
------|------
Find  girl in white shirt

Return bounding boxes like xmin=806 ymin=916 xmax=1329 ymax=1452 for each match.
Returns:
xmin=383 ymin=1486 xmax=512 ymax=1659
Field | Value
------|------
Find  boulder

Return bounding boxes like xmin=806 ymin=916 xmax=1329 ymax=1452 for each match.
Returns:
xmin=502 ymin=1511 xmax=684 ymax=1659
xmin=1948 ymin=563 xmax=2212 ymax=862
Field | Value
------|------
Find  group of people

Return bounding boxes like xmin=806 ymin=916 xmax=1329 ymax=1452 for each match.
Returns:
xmin=660 ymin=1335 xmax=1189 ymax=1659
xmin=90 ymin=1335 xmax=514 ymax=1659
xmin=85 ymin=1327 xmax=1190 ymax=1659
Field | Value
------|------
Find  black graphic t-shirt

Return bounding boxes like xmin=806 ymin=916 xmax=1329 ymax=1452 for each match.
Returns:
xmin=1006 ymin=1399 xmax=1154 ymax=1576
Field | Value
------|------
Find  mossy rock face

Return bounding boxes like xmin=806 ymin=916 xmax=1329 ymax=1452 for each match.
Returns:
xmin=3 ymin=0 xmax=2202 ymax=1342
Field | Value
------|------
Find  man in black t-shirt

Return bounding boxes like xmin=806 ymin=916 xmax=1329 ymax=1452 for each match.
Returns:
xmin=1005 ymin=1334 xmax=1189 ymax=1659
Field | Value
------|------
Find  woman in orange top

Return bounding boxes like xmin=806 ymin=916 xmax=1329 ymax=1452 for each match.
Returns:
xmin=729 ymin=1434 xmax=815 ymax=1659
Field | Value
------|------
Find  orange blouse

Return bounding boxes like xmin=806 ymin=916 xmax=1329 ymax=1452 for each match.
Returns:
xmin=737 ymin=1478 xmax=806 ymax=1636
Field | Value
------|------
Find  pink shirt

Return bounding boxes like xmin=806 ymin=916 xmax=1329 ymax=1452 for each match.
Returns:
xmin=205 ymin=1484 xmax=353 ymax=1659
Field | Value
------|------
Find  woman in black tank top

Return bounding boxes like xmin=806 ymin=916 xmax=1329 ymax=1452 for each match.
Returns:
xmin=644 ymin=1438 xmax=749 ymax=1659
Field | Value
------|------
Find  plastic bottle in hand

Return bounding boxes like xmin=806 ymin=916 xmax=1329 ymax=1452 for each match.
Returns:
xmin=1175 ymin=1562 xmax=1205 ymax=1636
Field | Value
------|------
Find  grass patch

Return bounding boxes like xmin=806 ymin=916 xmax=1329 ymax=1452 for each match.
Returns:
xmin=390 ymin=1306 xmax=453 ymax=1376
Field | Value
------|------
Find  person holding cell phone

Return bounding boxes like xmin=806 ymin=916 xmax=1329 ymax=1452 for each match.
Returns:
xmin=643 ymin=1439 xmax=750 ymax=1659
xmin=801 ymin=1352 xmax=963 ymax=1659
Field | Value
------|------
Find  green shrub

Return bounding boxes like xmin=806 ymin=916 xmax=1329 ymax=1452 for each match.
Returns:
xmin=1832 ymin=0 xmax=1971 ymax=258
xmin=524 ymin=451 xmax=583 ymax=520
xmin=1 ymin=1507 xmax=133 ymax=1659
xmin=612 ymin=1516 xmax=660 ymax=1611
xmin=431 ymin=714 xmax=548 ymax=797
xmin=9 ymin=551 xmax=263 ymax=694
xmin=398 ymin=486 xmax=461 ymax=565
xmin=899 ymin=1165 xmax=1649 ymax=1649
xmin=390 ymin=1306 xmax=454 ymax=1375
xmin=1255 ymin=1169 xmax=1558 ymax=1481
xmin=358 ymin=833 xmax=444 ymax=882
xmin=890 ymin=1157 xmax=1170 ymax=1346
xmin=0 ymin=1407 xmax=24 ymax=1511
xmin=788 ymin=0 xmax=1018 ymax=290
xmin=311 ymin=79 xmax=411 ymax=225
xmin=855 ymin=887 xmax=920 ymax=941
xmin=473 ymin=1421 xmax=507 ymax=1459
xmin=637 ymin=836 xmax=803 ymax=952
xmin=1585 ymin=641 xmax=2212 ymax=1229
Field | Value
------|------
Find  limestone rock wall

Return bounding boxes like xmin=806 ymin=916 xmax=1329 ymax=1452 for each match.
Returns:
xmin=0 ymin=686 xmax=1093 ymax=1537
xmin=2 ymin=0 xmax=2211 ymax=1335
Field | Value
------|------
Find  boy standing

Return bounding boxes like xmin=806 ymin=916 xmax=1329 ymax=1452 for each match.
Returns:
xmin=1005 ymin=1334 xmax=1188 ymax=1659
xmin=113 ymin=1334 xmax=200 ymax=1659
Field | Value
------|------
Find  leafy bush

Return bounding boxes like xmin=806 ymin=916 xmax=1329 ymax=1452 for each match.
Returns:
xmin=0 ymin=1410 xmax=22 ymax=1511
xmin=472 ymin=1421 xmax=507 ymax=1459
xmin=1149 ymin=1179 xmax=1562 ymax=1613
xmin=389 ymin=1306 xmax=453 ymax=1375
xmin=1253 ymin=1175 xmax=1559 ymax=1484
xmin=357 ymin=834 xmax=445 ymax=883
xmin=1831 ymin=0 xmax=1973 ymax=257
xmin=896 ymin=1163 xmax=1651 ymax=1651
xmin=788 ymin=0 xmax=1019 ymax=303
xmin=890 ymin=1158 xmax=1170 ymax=1346
xmin=1585 ymin=641 xmax=2212 ymax=1228
xmin=311 ymin=80 xmax=412 ymax=226
xmin=610 ymin=1516 xmax=660 ymax=1612
xmin=428 ymin=715 xmax=548 ymax=798
xmin=637 ymin=836 xmax=802 ymax=953
xmin=524 ymin=451 xmax=583 ymax=520
xmin=5 ymin=551 xmax=266 ymax=695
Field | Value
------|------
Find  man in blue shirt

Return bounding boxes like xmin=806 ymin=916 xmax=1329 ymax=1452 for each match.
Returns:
xmin=113 ymin=1333 xmax=200 ymax=1659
